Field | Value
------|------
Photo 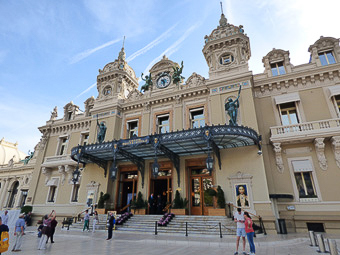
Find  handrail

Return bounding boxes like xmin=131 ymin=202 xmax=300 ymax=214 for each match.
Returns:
xmin=228 ymin=203 xmax=267 ymax=235
xmin=120 ymin=203 xmax=130 ymax=213
xmin=75 ymin=205 xmax=95 ymax=220
xmin=163 ymin=203 xmax=171 ymax=212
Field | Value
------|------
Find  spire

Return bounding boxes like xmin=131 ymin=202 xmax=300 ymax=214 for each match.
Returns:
xmin=118 ymin=36 xmax=126 ymax=62
xmin=219 ymin=1 xmax=227 ymax=27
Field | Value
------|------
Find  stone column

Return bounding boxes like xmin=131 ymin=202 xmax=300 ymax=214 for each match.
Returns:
xmin=14 ymin=178 xmax=23 ymax=208
xmin=0 ymin=178 xmax=10 ymax=210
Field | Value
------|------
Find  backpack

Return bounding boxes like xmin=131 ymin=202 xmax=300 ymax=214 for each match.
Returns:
xmin=0 ymin=230 xmax=9 ymax=253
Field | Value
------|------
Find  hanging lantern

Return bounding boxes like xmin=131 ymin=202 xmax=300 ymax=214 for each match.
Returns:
xmin=206 ymin=153 xmax=214 ymax=175
xmin=152 ymin=159 xmax=160 ymax=178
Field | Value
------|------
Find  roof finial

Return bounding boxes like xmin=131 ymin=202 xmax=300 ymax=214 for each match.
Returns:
xmin=122 ymin=36 xmax=125 ymax=48
xmin=220 ymin=1 xmax=224 ymax=15
xmin=219 ymin=1 xmax=228 ymax=27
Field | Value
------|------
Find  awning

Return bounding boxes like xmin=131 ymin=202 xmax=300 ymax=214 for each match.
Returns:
xmin=71 ymin=124 xmax=261 ymax=187
xmin=274 ymin=92 xmax=300 ymax=105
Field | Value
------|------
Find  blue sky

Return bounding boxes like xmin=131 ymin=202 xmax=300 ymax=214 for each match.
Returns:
xmin=1 ymin=0 xmax=340 ymax=154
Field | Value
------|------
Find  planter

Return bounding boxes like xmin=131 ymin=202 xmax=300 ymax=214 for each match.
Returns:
xmin=133 ymin=209 xmax=146 ymax=215
xmin=208 ymin=208 xmax=226 ymax=216
xmin=96 ymin=209 xmax=106 ymax=215
xmin=171 ymin=209 xmax=188 ymax=215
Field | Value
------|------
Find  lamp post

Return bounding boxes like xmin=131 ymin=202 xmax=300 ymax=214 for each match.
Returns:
xmin=72 ymin=146 xmax=83 ymax=184
xmin=152 ymin=158 xmax=160 ymax=178
xmin=206 ymin=153 xmax=214 ymax=175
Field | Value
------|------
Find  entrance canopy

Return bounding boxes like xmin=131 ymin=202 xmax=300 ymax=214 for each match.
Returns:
xmin=71 ymin=124 xmax=261 ymax=187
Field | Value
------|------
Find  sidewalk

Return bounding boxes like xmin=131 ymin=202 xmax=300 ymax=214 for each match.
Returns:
xmin=6 ymin=226 xmax=340 ymax=254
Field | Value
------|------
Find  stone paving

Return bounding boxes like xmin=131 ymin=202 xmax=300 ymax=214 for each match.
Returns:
xmin=5 ymin=226 xmax=340 ymax=254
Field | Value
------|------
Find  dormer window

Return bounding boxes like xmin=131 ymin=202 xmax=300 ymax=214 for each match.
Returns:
xmin=319 ymin=51 xmax=336 ymax=66
xmin=271 ymin=61 xmax=286 ymax=76
xmin=219 ymin=54 xmax=234 ymax=65
xmin=67 ymin=111 xmax=72 ymax=121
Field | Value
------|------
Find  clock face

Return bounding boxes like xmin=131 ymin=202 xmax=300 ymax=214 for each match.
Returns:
xmin=156 ymin=74 xmax=171 ymax=89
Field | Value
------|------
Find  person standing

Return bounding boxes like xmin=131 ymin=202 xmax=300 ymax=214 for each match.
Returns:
xmin=83 ymin=210 xmax=90 ymax=232
xmin=48 ymin=217 xmax=58 ymax=243
xmin=12 ymin=213 xmax=25 ymax=252
xmin=1 ymin=211 xmax=9 ymax=227
xmin=244 ymin=212 xmax=256 ymax=255
xmin=92 ymin=211 xmax=99 ymax=233
xmin=24 ymin=212 xmax=32 ymax=227
xmin=38 ymin=210 xmax=55 ymax=250
xmin=0 ymin=216 xmax=10 ymax=254
xmin=148 ymin=193 xmax=155 ymax=215
xmin=234 ymin=207 xmax=247 ymax=255
xmin=106 ymin=213 xmax=115 ymax=240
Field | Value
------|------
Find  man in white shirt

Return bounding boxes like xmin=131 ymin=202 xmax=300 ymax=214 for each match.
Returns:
xmin=1 ymin=211 xmax=9 ymax=226
xmin=234 ymin=207 xmax=246 ymax=255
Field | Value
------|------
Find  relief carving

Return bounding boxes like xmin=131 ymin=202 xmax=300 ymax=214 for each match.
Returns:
xmin=314 ymin=138 xmax=327 ymax=170
xmin=331 ymin=136 xmax=340 ymax=168
xmin=273 ymin=143 xmax=284 ymax=173
xmin=42 ymin=167 xmax=52 ymax=185
xmin=185 ymin=72 xmax=206 ymax=88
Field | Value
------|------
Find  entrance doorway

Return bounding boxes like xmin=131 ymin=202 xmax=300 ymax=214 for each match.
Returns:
xmin=116 ymin=168 xmax=138 ymax=213
xmin=149 ymin=162 xmax=173 ymax=214
xmin=190 ymin=168 xmax=214 ymax=215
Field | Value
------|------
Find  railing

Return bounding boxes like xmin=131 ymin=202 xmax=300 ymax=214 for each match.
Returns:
xmin=270 ymin=118 xmax=340 ymax=136
xmin=163 ymin=203 xmax=172 ymax=212
xmin=75 ymin=205 xmax=95 ymax=222
xmin=228 ymin=203 xmax=267 ymax=235
xmin=120 ymin=203 xmax=130 ymax=213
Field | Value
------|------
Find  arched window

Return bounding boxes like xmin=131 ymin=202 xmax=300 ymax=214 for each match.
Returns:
xmin=7 ymin=181 xmax=19 ymax=208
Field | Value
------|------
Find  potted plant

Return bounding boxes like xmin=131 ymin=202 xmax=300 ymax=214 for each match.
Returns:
xmin=208 ymin=186 xmax=226 ymax=216
xmin=171 ymin=190 xmax=188 ymax=215
xmin=131 ymin=192 xmax=147 ymax=215
xmin=97 ymin=192 xmax=110 ymax=214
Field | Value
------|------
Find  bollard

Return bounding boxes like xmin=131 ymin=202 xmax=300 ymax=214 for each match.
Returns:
xmin=219 ymin=222 xmax=222 ymax=238
xmin=328 ymin=239 xmax=339 ymax=255
xmin=309 ymin=231 xmax=317 ymax=246
xmin=185 ymin=222 xmax=188 ymax=237
xmin=316 ymin=234 xmax=326 ymax=253
xmin=155 ymin=221 xmax=157 ymax=235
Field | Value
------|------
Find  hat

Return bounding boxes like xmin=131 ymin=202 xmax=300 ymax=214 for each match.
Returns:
xmin=19 ymin=213 xmax=25 ymax=218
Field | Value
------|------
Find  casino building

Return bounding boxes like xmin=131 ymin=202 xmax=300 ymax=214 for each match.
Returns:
xmin=25 ymin=12 xmax=340 ymax=234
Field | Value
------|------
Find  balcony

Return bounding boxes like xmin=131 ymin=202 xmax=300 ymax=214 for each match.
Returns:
xmin=270 ymin=118 xmax=340 ymax=143
xmin=42 ymin=154 xmax=76 ymax=168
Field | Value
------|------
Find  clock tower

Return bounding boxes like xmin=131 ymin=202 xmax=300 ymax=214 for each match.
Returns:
xmin=202 ymin=13 xmax=251 ymax=81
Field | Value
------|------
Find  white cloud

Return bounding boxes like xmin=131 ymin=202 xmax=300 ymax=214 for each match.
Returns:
xmin=69 ymin=38 xmax=122 ymax=64
xmin=126 ymin=23 xmax=178 ymax=63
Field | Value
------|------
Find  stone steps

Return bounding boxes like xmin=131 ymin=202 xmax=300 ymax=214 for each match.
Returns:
xmin=70 ymin=214 xmax=236 ymax=235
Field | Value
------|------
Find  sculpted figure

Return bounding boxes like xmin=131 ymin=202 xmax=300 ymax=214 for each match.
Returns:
xmin=50 ymin=106 xmax=58 ymax=120
xmin=172 ymin=61 xmax=185 ymax=85
xmin=225 ymin=86 xmax=242 ymax=126
xmin=97 ymin=118 xmax=107 ymax=143
xmin=140 ymin=73 xmax=152 ymax=92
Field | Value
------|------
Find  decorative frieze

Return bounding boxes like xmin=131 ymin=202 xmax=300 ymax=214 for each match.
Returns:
xmin=314 ymin=138 xmax=327 ymax=170
xmin=273 ymin=143 xmax=284 ymax=173
xmin=331 ymin=136 xmax=340 ymax=168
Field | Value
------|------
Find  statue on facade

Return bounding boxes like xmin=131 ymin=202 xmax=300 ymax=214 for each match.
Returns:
xmin=172 ymin=61 xmax=185 ymax=85
xmin=225 ymin=85 xmax=242 ymax=126
xmin=23 ymin=150 xmax=34 ymax=165
xmin=50 ymin=106 xmax=58 ymax=120
xmin=96 ymin=117 xmax=107 ymax=143
xmin=140 ymin=73 xmax=152 ymax=92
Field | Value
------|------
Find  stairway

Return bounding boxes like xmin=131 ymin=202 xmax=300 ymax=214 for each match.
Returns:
xmin=69 ymin=214 xmax=236 ymax=236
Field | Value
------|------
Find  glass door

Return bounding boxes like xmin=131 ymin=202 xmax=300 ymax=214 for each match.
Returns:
xmin=190 ymin=172 xmax=213 ymax=215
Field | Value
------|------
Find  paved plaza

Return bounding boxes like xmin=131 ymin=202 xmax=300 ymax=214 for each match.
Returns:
xmin=5 ymin=226 xmax=340 ymax=255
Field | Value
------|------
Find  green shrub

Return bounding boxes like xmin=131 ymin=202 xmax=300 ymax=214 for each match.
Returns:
xmin=21 ymin=205 xmax=33 ymax=214
xmin=98 ymin=192 xmax=110 ymax=209
xmin=131 ymin=192 xmax=147 ymax=209
xmin=172 ymin=190 xmax=188 ymax=209
xmin=217 ymin=186 xmax=226 ymax=208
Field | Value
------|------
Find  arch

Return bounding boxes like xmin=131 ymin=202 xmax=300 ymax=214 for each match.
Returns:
xmin=7 ymin=181 xmax=19 ymax=208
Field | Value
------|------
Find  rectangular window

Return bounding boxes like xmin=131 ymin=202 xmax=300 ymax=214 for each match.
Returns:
xmin=82 ymin=134 xmax=89 ymax=146
xmin=71 ymin=185 xmax=80 ymax=202
xmin=59 ymin=137 xmax=69 ymax=155
xmin=319 ymin=51 xmax=336 ymax=66
xmin=278 ymin=102 xmax=299 ymax=126
xmin=190 ymin=108 xmax=205 ymax=128
xmin=157 ymin=115 xmax=170 ymax=134
xmin=292 ymin=160 xmax=317 ymax=200
xmin=67 ymin=112 xmax=72 ymax=121
xmin=127 ymin=120 xmax=138 ymax=138
xmin=271 ymin=61 xmax=286 ymax=76
xmin=48 ymin=186 xmax=57 ymax=202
